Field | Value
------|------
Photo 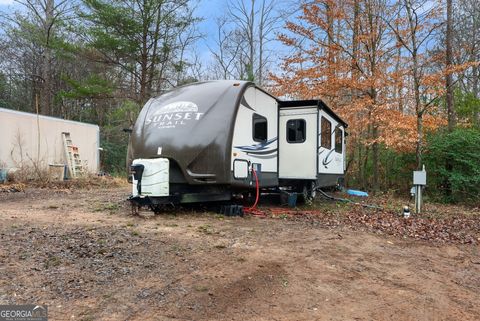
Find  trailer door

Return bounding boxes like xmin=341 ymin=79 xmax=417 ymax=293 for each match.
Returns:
xmin=279 ymin=107 xmax=317 ymax=179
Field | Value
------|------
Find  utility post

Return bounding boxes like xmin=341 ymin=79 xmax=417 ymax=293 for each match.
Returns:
xmin=413 ymin=165 xmax=427 ymax=214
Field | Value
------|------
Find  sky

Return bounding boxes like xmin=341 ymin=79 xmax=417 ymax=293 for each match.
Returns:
xmin=0 ymin=0 xmax=14 ymax=6
xmin=193 ymin=0 xmax=292 ymax=73
xmin=0 ymin=0 xmax=220 ymax=65
xmin=0 ymin=0 xmax=239 ymax=59
xmin=0 ymin=0 xmax=291 ymax=75
xmin=193 ymin=0 xmax=227 ymax=65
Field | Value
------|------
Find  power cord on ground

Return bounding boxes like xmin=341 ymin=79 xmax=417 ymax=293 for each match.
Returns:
xmin=316 ymin=188 xmax=383 ymax=210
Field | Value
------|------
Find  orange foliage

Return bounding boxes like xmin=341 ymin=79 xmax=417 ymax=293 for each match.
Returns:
xmin=269 ymin=0 xmax=458 ymax=154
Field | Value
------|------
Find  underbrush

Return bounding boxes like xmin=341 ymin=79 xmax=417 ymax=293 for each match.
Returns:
xmin=1 ymin=165 xmax=128 ymax=190
xmin=308 ymin=191 xmax=480 ymax=219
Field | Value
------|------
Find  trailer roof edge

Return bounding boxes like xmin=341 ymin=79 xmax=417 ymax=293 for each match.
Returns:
xmin=277 ymin=99 xmax=348 ymax=128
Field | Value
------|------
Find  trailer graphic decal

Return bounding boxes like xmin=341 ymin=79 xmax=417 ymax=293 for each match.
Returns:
xmin=240 ymin=97 xmax=256 ymax=111
xmin=322 ymin=149 xmax=335 ymax=168
xmin=145 ymin=101 xmax=204 ymax=129
xmin=235 ymin=138 xmax=277 ymax=159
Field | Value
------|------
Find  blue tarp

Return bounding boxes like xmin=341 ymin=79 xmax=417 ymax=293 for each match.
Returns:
xmin=346 ymin=189 xmax=369 ymax=197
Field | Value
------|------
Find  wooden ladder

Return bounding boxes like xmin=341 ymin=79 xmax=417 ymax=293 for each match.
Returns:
xmin=62 ymin=132 xmax=84 ymax=178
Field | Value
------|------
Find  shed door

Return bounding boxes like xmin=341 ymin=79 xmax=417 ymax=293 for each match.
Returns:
xmin=279 ymin=108 xmax=317 ymax=179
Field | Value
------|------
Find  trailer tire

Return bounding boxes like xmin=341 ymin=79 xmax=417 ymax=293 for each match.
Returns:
xmin=299 ymin=181 xmax=316 ymax=203
xmin=309 ymin=181 xmax=317 ymax=199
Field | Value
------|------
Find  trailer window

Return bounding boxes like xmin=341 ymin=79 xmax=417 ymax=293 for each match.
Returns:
xmin=321 ymin=117 xmax=332 ymax=149
xmin=253 ymin=114 xmax=267 ymax=142
xmin=286 ymin=119 xmax=306 ymax=143
xmin=335 ymin=127 xmax=343 ymax=153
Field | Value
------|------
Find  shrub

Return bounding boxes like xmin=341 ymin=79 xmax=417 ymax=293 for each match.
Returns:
xmin=424 ymin=128 xmax=480 ymax=204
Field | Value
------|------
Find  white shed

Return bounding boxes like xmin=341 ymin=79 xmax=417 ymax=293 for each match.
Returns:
xmin=0 ymin=108 xmax=100 ymax=174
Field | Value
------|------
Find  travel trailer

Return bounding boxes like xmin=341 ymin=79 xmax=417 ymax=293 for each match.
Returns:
xmin=128 ymin=80 xmax=347 ymax=209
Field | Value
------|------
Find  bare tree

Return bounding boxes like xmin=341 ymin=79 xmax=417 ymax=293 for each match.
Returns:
xmin=2 ymin=0 xmax=72 ymax=115
xmin=2 ymin=0 xmax=74 ymax=115
xmin=257 ymin=0 xmax=276 ymax=83
xmin=208 ymin=17 xmax=243 ymax=79
xmin=174 ymin=22 xmax=203 ymax=86
xmin=386 ymin=0 xmax=444 ymax=169
xmin=454 ymin=0 xmax=480 ymax=126
xmin=208 ymin=0 xmax=287 ymax=84
xmin=228 ymin=0 xmax=256 ymax=80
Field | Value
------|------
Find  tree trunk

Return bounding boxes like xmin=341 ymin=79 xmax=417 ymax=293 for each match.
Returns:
xmin=445 ymin=0 xmax=454 ymax=198
xmin=362 ymin=145 xmax=370 ymax=189
xmin=372 ymin=126 xmax=379 ymax=191
xmin=148 ymin=4 xmax=162 ymax=97
xmin=248 ymin=0 xmax=255 ymax=81
xmin=326 ymin=2 xmax=335 ymax=81
xmin=258 ymin=0 xmax=265 ymax=85
xmin=41 ymin=0 xmax=54 ymax=116
xmin=446 ymin=0 xmax=455 ymax=131
xmin=413 ymin=49 xmax=423 ymax=170
xmin=416 ymin=111 xmax=424 ymax=169
xmin=394 ymin=18 xmax=403 ymax=113
xmin=405 ymin=0 xmax=423 ymax=170
xmin=357 ymin=138 xmax=363 ymax=187
xmin=473 ymin=65 xmax=480 ymax=127
xmin=351 ymin=0 xmax=359 ymax=90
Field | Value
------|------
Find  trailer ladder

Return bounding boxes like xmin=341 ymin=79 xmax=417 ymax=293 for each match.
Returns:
xmin=62 ymin=132 xmax=84 ymax=178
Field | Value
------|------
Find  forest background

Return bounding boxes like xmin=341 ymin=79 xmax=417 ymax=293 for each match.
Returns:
xmin=0 ymin=0 xmax=479 ymax=204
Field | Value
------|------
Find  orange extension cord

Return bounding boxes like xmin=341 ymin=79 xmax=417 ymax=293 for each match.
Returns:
xmin=242 ymin=169 xmax=325 ymax=217
xmin=243 ymin=168 xmax=267 ymax=217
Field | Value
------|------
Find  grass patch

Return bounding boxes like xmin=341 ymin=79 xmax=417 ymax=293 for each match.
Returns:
xmin=194 ymin=285 xmax=209 ymax=292
xmin=45 ymin=256 xmax=62 ymax=269
xmin=197 ymin=224 xmax=214 ymax=235
xmin=165 ymin=223 xmax=179 ymax=227
xmin=92 ymin=202 xmax=120 ymax=213
xmin=169 ymin=244 xmax=185 ymax=253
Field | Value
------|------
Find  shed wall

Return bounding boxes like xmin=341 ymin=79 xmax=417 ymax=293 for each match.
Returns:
xmin=0 ymin=108 xmax=100 ymax=173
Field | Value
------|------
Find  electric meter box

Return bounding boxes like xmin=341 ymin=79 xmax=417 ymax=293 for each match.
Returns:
xmin=413 ymin=170 xmax=426 ymax=186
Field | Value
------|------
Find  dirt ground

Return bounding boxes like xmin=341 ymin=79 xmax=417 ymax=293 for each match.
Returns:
xmin=0 ymin=186 xmax=479 ymax=321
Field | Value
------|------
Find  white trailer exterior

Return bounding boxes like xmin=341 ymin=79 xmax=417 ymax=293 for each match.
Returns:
xmin=231 ymin=94 xmax=347 ymax=194
xmin=278 ymin=104 xmax=346 ymax=184
xmin=0 ymin=108 xmax=100 ymax=174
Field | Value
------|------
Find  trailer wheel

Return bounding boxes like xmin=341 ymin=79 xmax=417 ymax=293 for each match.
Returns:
xmin=310 ymin=181 xmax=317 ymax=199
xmin=299 ymin=181 xmax=316 ymax=203
xmin=307 ymin=181 xmax=317 ymax=200
xmin=336 ymin=177 xmax=345 ymax=191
